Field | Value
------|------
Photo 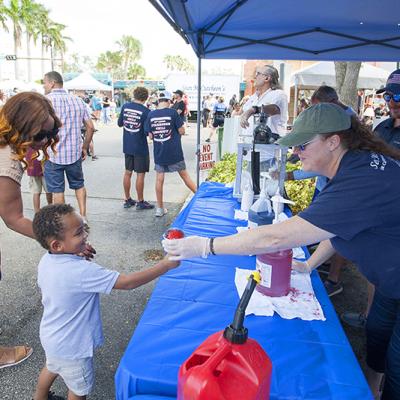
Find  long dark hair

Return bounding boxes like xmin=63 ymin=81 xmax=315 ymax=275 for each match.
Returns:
xmin=0 ymin=92 xmax=61 ymax=166
xmin=323 ymin=116 xmax=400 ymax=160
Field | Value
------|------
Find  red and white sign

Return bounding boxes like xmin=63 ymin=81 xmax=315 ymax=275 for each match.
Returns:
xmin=199 ymin=142 xmax=217 ymax=171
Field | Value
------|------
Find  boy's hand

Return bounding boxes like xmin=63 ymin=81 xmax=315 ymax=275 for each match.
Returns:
xmin=77 ymin=242 xmax=96 ymax=260
xmin=161 ymin=255 xmax=180 ymax=271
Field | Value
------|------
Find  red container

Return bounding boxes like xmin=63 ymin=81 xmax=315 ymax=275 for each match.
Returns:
xmin=256 ymin=249 xmax=293 ymax=297
xmin=178 ymin=331 xmax=272 ymax=400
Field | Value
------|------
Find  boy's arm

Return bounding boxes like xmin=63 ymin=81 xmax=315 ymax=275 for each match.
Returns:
xmin=113 ymin=257 xmax=180 ymax=290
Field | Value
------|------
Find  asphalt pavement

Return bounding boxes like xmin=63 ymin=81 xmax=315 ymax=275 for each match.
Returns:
xmin=0 ymin=121 xmax=205 ymax=400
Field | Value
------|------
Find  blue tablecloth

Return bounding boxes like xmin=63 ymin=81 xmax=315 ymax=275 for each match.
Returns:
xmin=115 ymin=182 xmax=372 ymax=400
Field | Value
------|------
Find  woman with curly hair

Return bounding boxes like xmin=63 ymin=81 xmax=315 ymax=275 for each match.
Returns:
xmin=0 ymin=92 xmax=60 ymax=370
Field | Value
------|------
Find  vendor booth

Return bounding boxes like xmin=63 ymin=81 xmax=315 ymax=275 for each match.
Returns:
xmin=63 ymin=72 xmax=113 ymax=92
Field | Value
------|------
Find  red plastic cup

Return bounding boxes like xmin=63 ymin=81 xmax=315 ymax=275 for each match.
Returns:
xmin=163 ymin=228 xmax=185 ymax=240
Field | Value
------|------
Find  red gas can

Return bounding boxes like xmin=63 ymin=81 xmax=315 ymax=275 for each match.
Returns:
xmin=178 ymin=273 xmax=272 ymax=400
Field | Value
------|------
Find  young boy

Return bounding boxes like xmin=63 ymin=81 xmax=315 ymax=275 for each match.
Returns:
xmin=26 ymin=147 xmax=52 ymax=213
xmin=32 ymin=204 xmax=179 ymax=400
xmin=118 ymin=86 xmax=154 ymax=210
xmin=144 ymin=91 xmax=196 ymax=217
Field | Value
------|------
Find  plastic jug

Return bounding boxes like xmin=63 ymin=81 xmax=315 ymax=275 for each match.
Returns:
xmin=256 ymin=249 xmax=293 ymax=297
xmin=241 ymin=183 xmax=254 ymax=212
xmin=178 ymin=273 xmax=272 ymax=400
xmin=248 ymin=190 xmax=274 ymax=228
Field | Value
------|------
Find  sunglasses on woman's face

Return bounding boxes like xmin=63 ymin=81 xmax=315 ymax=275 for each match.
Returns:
xmin=33 ymin=123 xmax=59 ymax=142
xmin=383 ymin=93 xmax=400 ymax=103
xmin=295 ymin=137 xmax=319 ymax=151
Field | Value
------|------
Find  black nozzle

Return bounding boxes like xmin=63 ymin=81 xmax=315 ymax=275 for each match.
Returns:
xmin=223 ymin=274 xmax=258 ymax=344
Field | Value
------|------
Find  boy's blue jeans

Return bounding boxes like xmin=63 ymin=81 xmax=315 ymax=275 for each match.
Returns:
xmin=366 ymin=289 xmax=400 ymax=399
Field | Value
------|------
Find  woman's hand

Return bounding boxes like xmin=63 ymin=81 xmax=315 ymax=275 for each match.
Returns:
xmin=162 ymin=236 xmax=210 ymax=260
xmin=292 ymin=259 xmax=312 ymax=274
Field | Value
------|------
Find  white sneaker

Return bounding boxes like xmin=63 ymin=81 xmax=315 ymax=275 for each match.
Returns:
xmin=155 ymin=207 xmax=167 ymax=217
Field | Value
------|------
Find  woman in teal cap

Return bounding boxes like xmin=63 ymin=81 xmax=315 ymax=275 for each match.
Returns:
xmin=163 ymin=103 xmax=400 ymax=399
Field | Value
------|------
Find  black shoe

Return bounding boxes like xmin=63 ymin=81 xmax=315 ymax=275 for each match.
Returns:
xmin=136 ymin=200 xmax=155 ymax=210
xmin=48 ymin=391 xmax=65 ymax=400
xmin=123 ymin=198 xmax=136 ymax=208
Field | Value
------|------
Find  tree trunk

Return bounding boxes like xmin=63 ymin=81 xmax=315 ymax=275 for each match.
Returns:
xmin=26 ymin=32 xmax=32 ymax=82
xmin=334 ymin=61 xmax=362 ymax=112
xmin=41 ymin=39 xmax=45 ymax=77
xmin=50 ymin=44 xmax=54 ymax=71
xmin=13 ymin=30 xmax=19 ymax=80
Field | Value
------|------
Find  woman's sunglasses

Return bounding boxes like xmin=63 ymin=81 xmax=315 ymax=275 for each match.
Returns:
xmin=294 ymin=137 xmax=319 ymax=151
xmin=33 ymin=123 xmax=59 ymax=142
xmin=383 ymin=93 xmax=400 ymax=103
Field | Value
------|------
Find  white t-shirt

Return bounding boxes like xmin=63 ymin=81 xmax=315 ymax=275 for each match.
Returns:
xmin=242 ymin=88 xmax=288 ymax=136
xmin=38 ymin=253 xmax=119 ymax=360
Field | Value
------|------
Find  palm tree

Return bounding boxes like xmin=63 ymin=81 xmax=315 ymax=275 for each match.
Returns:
xmin=128 ymin=63 xmax=146 ymax=80
xmin=47 ymin=22 xmax=70 ymax=71
xmin=96 ymin=51 xmax=123 ymax=79
xmin=35 ymin=4 xmax=51 ymax=76
xmin=22 ymin=0 xmax=42 ymax=82
xmin=4 ymin=0 xmax=25 ymax=79
xmin=0 ymin=0 xmax=9 ymax=32
xmin=163 ymin=54 xmax=194 ymax=73
xmin=116 ymin=35 xmax=142 ymax=80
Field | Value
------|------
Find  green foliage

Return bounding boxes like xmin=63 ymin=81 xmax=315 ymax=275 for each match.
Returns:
xmin=163 ymin=54 xmax=194 ymax=73
xmin=207 ymin=153 xmax=237 ymax=183
xmin=207 ymin=153 xmax=315 ymax=214
xmin=284 ymin=161 xmax=316 ymax=214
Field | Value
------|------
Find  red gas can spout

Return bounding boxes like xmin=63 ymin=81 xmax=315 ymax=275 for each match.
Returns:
xmin=223 ymin=273 xmax=260 ymax=344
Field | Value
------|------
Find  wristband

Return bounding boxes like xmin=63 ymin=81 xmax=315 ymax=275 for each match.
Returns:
xmin=252 ymin=105 xmax=261 ymax=114
xmin=210 ymin=237 xmax=216 ymax=255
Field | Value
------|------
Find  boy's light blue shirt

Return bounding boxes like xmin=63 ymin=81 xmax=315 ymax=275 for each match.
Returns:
xmin=38 ymin=253 xmax=119 ymax=360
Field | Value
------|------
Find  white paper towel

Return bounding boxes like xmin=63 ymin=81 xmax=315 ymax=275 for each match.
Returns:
xmin=235 ymin=268 xmax=325 ymax=321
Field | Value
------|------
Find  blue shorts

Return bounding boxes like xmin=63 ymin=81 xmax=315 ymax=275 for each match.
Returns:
xmin=46 ymin=356 xmax=94 ymax=396
xmin=44 ymin=159 xmax=85 ymax=193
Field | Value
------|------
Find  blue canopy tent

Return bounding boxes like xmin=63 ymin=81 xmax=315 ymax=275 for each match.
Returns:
xmin=149 ymin=0 xmax=400 ymax=184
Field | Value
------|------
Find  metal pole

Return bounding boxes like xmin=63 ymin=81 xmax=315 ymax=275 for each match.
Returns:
xmin=196 ymin=56 xmax=202 ymax=188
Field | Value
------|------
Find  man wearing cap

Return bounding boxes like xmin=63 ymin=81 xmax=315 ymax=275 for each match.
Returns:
xmin=240 ymin=64 xmax=288 ymax=136
xmin=144 ymin=91 xmax=196 ymax=217
xmin=172 ymin=90 xmax=186 ymax=123
xmin=375 ymin=69 xmax=400 ymax=148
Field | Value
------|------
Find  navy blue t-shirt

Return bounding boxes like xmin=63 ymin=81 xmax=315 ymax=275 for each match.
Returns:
xmin=144 ymin=108 xmax=184 ymax=165
xmin=299 ymin=150 xmax=400 ymax=298
xmin=118 ymin=102 xmax=150 ymax=156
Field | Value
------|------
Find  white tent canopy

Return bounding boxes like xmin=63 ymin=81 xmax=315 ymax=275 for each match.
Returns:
xmin=64 ymin=72 xmax=112 ymax=91
xmin=291 ymin=62 xmax=388 ymax=90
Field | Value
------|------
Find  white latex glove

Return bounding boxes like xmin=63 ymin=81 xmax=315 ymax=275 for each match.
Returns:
xmin=162 ymin=236 xmax=210 ymax=261
xmin=292 ymin=259 xmax=312 ymax=274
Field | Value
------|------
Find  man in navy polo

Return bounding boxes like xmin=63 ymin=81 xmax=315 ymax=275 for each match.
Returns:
xmin=118 ymin=86 xmax=154 ymax=210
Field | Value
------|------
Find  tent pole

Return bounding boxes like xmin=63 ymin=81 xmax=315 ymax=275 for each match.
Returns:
xmin=196 ymin=56 xmax=202 ymax=188
xmin=293 ymin=80 xmax=298 ymax=119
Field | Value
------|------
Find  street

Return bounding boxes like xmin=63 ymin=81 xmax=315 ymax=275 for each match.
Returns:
xmin=0 ymin=121 xmax=203 ymax=399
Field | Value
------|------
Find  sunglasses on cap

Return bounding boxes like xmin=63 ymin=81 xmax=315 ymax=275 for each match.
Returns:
xmin=33 ymin=123 xmax=59 ymax=142
xmin=294 ymin=137 xmax=319 ymax=151
xmin=383 ymin=93 xmax=400 ymax=103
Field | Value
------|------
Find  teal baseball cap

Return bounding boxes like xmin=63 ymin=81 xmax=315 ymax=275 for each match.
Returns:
xmin=278 ymin=103 xmax=352 ymax=147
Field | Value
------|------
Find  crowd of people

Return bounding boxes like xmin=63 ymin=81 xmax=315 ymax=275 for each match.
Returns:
xmin=1 ymin=65 xmax=400 ymax=399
